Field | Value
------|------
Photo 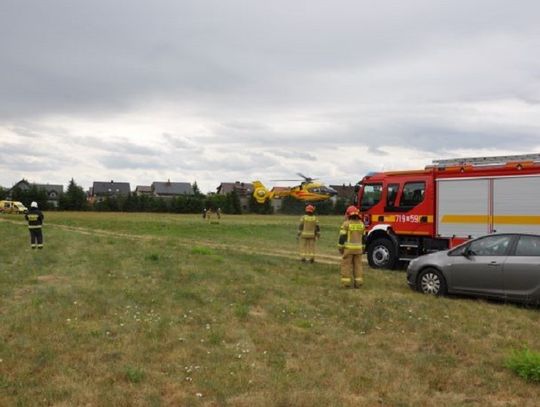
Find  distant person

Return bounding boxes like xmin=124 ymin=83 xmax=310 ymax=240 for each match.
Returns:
xmin=338 ymin=205 xmax=364 ymax=288
xmin=25 ymin=201 xmax=44 ymax=250
xmin=216 ymin=207 xmax=222 ymax=220
xmin=297 ymin=204 xmax=320 ymax=262
xmin=206 ymin=208 xmax=214 ymax=222
xmin=202 ymin=208 xmax=207 ymax=219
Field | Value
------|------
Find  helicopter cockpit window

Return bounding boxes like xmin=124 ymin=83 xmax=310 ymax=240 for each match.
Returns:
xmin=360 ymin=184 xmax=382 ymax=210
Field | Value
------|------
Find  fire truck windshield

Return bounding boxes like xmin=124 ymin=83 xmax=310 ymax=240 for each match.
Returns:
xmin=360 ymin=183 xmax=382 ymax=210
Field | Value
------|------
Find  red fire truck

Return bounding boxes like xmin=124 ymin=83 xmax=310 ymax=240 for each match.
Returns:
xmin=356 ymin=153 xmax=540 ymax=269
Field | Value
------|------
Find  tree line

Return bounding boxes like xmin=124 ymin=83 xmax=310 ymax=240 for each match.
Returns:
xmin=0 ymin=179 xmax=352 ymax=215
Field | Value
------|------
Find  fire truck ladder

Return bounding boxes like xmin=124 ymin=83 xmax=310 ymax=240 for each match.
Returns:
xmin=432 ymin=153 xmax=540 ymax=167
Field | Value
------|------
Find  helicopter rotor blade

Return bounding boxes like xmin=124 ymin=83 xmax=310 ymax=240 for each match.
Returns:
xmin=270 ymin=179 xmax=303 ymax=182
xmin=296 ymin=173 xmax=319 ymax=182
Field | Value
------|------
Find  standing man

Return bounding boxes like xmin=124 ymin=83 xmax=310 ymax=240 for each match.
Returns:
xmin=338 ymin=205 xmax=364 ymax=288
xmin=297 ymin=204 xmax=320 ymax=263
xmin=25 ymin=201 xmax=44 ymax=250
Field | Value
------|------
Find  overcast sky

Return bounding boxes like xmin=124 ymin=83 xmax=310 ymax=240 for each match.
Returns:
xmin=1 ymin=0 xmax=540 ymax=193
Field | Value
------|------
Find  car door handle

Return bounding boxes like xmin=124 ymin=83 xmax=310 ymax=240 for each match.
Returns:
xmin=488 ymin=261 xmax=499 ymax=267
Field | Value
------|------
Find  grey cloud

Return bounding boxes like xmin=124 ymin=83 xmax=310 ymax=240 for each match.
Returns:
xmin=1 ymin=0 xmax=539 ymax=120
xmin=367 ymin=147 xmax=389 ymax=156
xmin=100 ymin=154 xmax=168 ymax=170
xmin=1 ymin=0 xmax=540 ymax=191
xmin=270 ymin=150 xmax=317 ymax=161
xmin=221 ymin=121 xmax=270 ymax=131
xmin=76 ymin=136 xmax=160 ymax=156
xmin=162 ymin=133 xmax=203 ymax=153
xmin=0 ymin=152 xmax=67 ymax=173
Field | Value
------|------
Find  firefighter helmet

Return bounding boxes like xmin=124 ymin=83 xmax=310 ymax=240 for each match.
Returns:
xmin=31 ymin=201 xmax=38 ymax=208
xmin=345 ymin=205 xmax=359 ymax=217
xmin=305 ymin=204 xmax=315 ymax=213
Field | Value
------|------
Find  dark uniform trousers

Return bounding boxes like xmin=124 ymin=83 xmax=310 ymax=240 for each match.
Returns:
xmin=30 ymin=228 xmax=43 ymax=249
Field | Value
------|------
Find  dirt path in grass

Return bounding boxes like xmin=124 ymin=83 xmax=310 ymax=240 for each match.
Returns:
xmin=0 ymin=217 xmax=341 ymax=265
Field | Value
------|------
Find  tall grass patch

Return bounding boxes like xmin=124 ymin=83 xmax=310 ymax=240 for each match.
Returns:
xmin=506 ymin=348 xmax=540 ymax=382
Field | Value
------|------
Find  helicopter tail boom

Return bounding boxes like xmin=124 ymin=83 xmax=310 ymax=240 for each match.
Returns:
xmin=252 ymin=181 xmax=274 ymax=204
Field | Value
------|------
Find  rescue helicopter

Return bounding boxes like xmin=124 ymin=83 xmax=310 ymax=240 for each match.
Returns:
xmin=252 ymin=173 xmax=337 ymax=204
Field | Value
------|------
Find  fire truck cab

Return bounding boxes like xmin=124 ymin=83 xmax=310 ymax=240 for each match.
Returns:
xmin=356 ymin=153 xmax=540 ymax=269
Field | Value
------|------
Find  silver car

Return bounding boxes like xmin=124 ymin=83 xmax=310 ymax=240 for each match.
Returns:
xmin=407 ymin=233 xmax=540 ymax=304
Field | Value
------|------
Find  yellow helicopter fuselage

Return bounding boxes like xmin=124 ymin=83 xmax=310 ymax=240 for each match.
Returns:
xmin=252 ymin=181 xmax=337 ymax=204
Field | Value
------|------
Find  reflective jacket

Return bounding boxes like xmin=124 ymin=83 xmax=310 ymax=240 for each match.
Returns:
xmin=338 ymin=219 xmax=364 ymax=251
xmin=25 ymin=208 xmax=44 ymax=229
xmin=298 ymin=215 xmax=320 ymax=238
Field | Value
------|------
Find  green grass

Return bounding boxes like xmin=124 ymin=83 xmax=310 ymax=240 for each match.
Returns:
xmin=506 ymin=348 xmax=540 ymax=382
xmin=0 ymin=212 xmax=539 ymax=406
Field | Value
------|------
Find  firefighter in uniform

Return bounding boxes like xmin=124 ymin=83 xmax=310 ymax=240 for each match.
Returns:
xmin=25 ymin=201 xmax=44 ymax=249
xmin=297 ymin=204 xmax=320 ymax=262
xmin=338 ymin=205 xmax=365 ymax=288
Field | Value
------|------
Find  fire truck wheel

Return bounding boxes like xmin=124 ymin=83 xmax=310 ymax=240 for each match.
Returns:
xmin=417 ymin=268 xmax=447 ymax=296
xmin=367 ymin=238 xmax=397 ymax=269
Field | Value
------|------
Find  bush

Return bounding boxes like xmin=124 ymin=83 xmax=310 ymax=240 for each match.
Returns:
xmin=145 ymin=253 xmax=159 ymax=262
xmin=124 ymin=366 xmax=145 ymax=383
xmin=505 ymin=348 xmax=540 ymax=382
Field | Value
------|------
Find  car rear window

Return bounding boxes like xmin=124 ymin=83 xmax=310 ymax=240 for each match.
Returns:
xmin=515 ymin=235 xmax=540 ymax=256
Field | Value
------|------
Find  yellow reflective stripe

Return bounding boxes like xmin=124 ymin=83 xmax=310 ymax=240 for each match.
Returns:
xmin=348 ymin=224 xmax=364 ymax=231
xmin=440 ymin=214 xmax=488 ymax=224
xmin=344 ymin=244 xmax=363 ymax=250
xmin=341 ymin=278 xmax=351 ymax=282
xmin=28 ymin=225 xmax=42 ymax=229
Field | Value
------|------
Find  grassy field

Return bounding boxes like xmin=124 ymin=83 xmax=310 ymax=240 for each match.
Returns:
xmin=0 ymin=212 xmax=538 ymax=406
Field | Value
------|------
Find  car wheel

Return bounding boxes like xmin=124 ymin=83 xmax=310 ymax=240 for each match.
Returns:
xmin=367 ymin=238 xmax=397 ymax=269
xmin=417 ymin=267 xmax=447 ymax=296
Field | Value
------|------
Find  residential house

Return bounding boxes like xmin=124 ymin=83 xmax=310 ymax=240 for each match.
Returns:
xmin=329 ymin=184 xmax=356 ymax=204
xmin=135 ymin=185 xmax=152 ymax=196
xmin=9 ymin=179 xmax=64 ymax=207
xmin=216 ymin=181 xmax=253 ymax=211
xmin=90 ymin=180 xmax=131 ymax=203
xmin=151 ymin=180 xmax=193 ymax=197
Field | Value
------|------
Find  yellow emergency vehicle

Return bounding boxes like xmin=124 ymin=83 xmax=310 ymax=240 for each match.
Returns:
xmin=0 ymin=200 xmax=28 ymax=214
